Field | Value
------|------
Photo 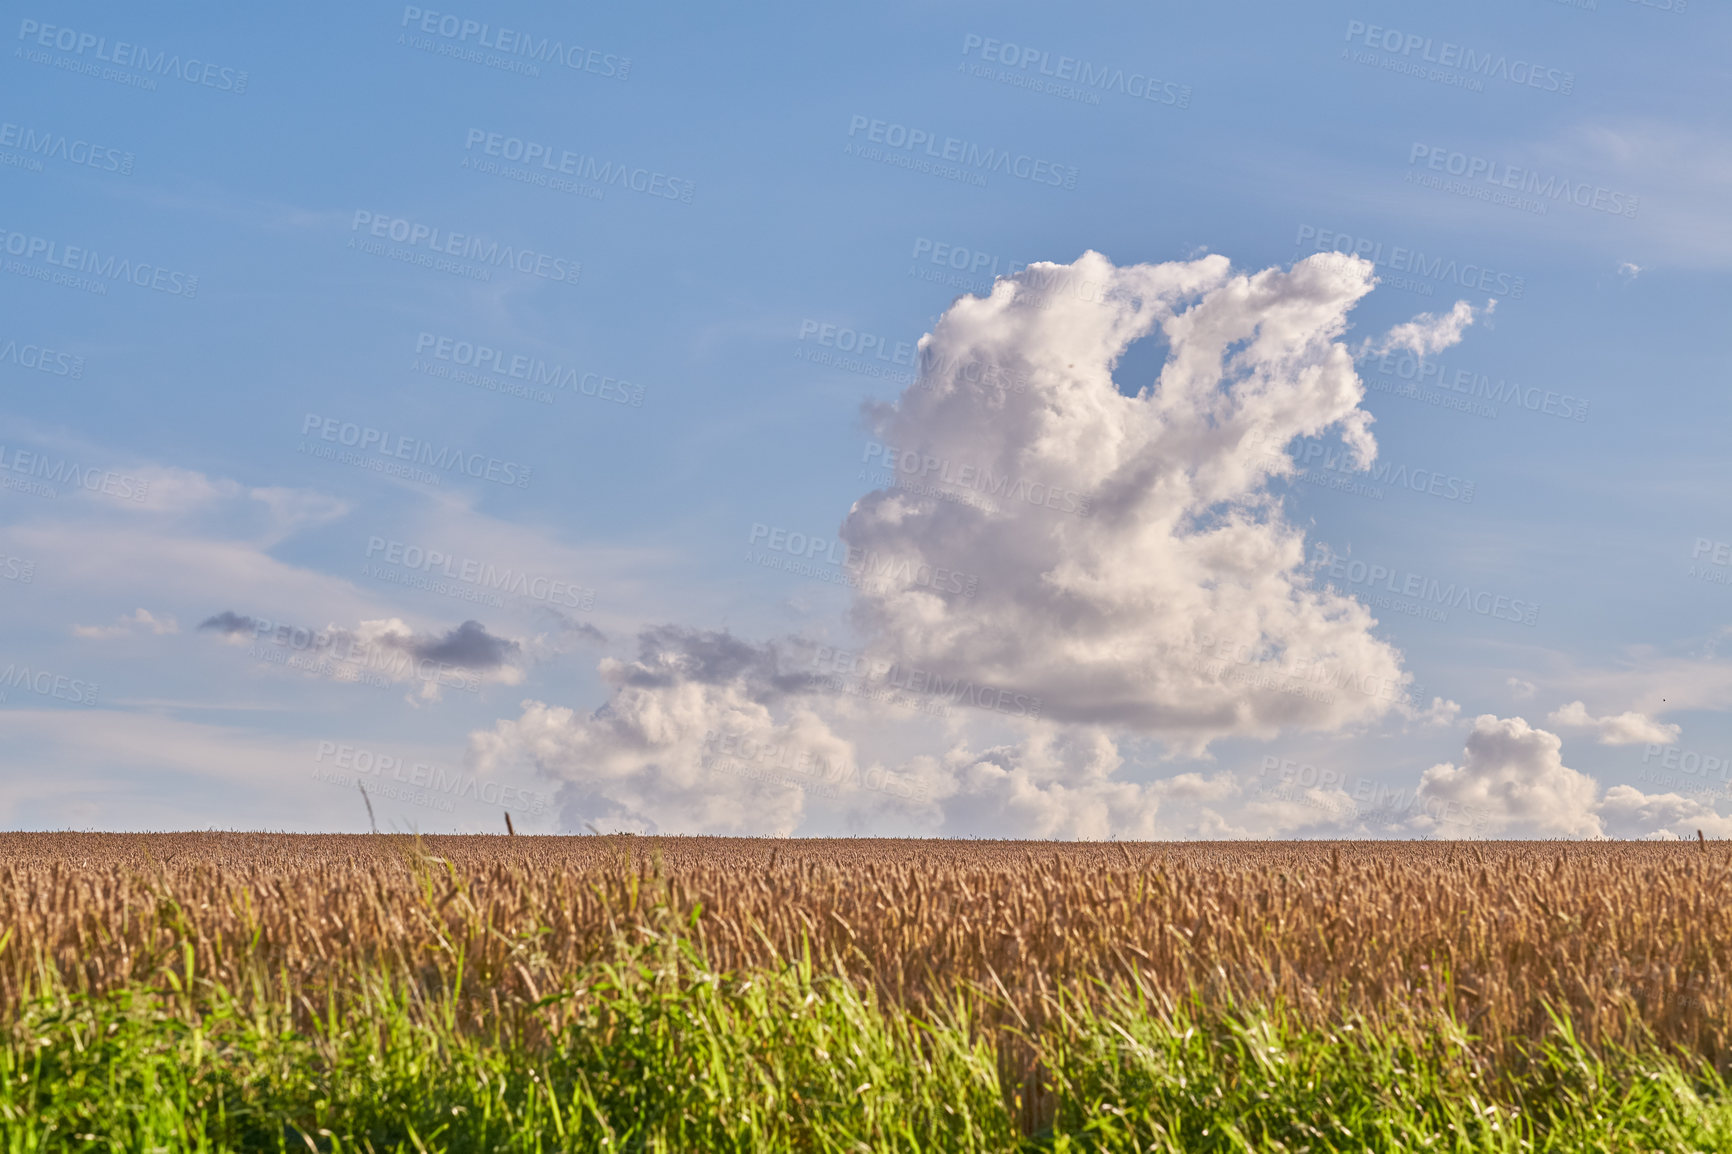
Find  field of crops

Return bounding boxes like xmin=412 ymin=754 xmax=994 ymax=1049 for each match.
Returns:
xmin=4 ymin=833 xmax=1732 ymax=1150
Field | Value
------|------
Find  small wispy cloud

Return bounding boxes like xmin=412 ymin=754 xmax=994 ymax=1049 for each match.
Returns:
xmin=1546 ymin=700 xmax=1680 ymax=746
xmin=1360 ymin=298 xmax=1494 ymax=361
xmin=73 ymin=609 xmax=180 ymax=640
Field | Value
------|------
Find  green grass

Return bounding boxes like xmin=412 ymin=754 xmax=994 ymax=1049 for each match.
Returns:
xmin=1 ymin=930 xmax=1729 ymax=1153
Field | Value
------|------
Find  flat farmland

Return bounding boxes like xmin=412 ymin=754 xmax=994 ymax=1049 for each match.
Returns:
xmin=4 ymin=834 xmax=1732 ymax=1150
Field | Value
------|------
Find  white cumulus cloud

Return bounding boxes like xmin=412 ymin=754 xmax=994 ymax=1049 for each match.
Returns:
xmin=1416 ymin=697 xmax=1462 ymax=727
xmin=1361 ymin=298 xmax=1493 ymax=360
xmin=840 ymin=250 xmax=1416 ymax=750
xmin=1415 ymin=715 xmax=1603 ymax=838
xmin=1597 ymin=785 xmax=1732 ymax=840
xmin=1414 ymin=714 xmax=1730 ymax=840
xmin=1545 ymin=700 xmax=1681 ymax=745
xmin=466 ymin=627 xmax=852 ymax=835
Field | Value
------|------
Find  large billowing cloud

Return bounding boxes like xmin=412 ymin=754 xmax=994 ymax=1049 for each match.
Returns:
xmin=1413 ymin=714 xmax=1604 ymax=837
xmin=841 ymin=249 xmax=1423 ymax=749
xmin=467 ymin=627 xmax=852 ymax=835
xmin=466 ymin=252 xmax=1540 ymax=835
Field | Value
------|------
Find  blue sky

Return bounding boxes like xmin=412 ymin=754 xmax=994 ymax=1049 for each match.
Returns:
xmin=3 ymin=0 xmax=1729 ymax=838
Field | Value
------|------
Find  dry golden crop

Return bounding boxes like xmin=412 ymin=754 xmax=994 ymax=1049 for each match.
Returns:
xmin=2 ymin=831 xmax=1729 ymax=1103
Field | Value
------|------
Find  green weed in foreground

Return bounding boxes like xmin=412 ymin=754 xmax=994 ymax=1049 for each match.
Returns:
xmin=0 ymin=933 xmax=1729 ymax=1153
xmin=1040 ymin=985 xmax=1732 ymax=1152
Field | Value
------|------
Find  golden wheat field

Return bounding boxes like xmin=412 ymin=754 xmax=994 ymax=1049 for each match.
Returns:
xmin=2 ymin=832 xmax=1729 ymax=1083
